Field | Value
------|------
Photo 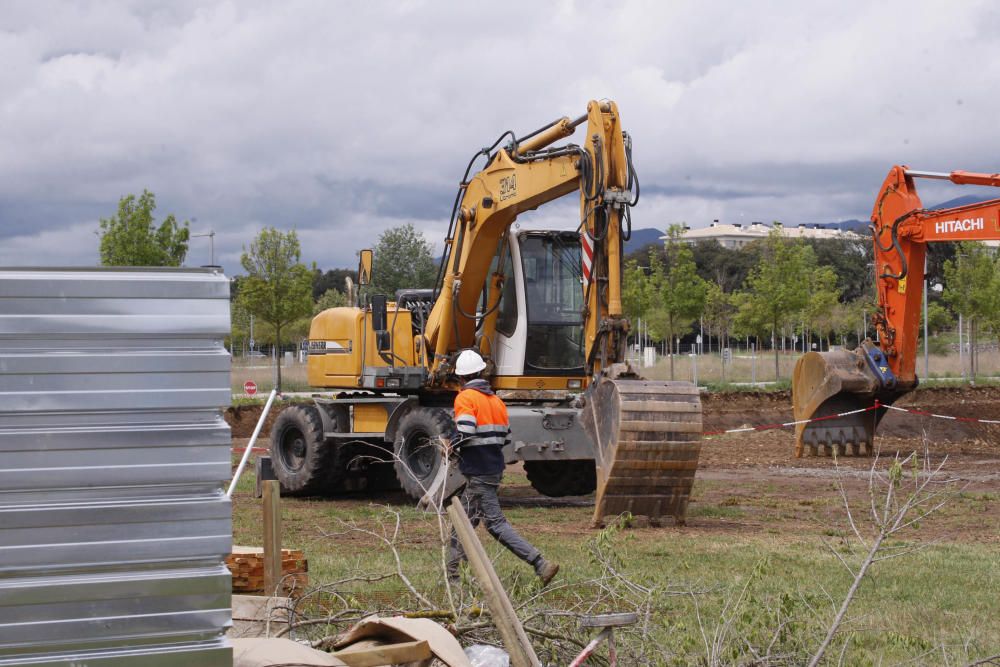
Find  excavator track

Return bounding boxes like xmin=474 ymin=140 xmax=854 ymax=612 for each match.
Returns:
xmin=583 ymin=378 xmax=702 ymax=526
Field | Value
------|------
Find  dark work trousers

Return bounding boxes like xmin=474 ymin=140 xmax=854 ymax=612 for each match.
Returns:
xmin=448 ymin=473 xmax=542 ymax=574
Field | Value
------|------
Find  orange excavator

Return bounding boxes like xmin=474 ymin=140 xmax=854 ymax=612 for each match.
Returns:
xmin=793 ymin=165 xmax=1000 ymax=456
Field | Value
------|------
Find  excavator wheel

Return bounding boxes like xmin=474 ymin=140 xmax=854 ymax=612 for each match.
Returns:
xmin=270 ymin=404 xmax=346 ymax=496
xmin=523 ymin=460 xmax=597 ymax=497
xmin=582 ymin=378 xmax=702 ymax=526
xmin=393 ymin=407 xmax=466 ymax=505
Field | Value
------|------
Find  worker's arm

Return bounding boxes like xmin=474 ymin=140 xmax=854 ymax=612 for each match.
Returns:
xmin=452 ymin=391 xmax=477 ymax=453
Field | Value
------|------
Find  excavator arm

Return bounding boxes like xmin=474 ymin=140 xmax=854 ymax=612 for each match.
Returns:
xmin=422 ymin=100 xmax=632 ymax=383
xmin=792 ymin=165 xmax=1000 ymax=456
xmin=419 ymin=101 xmax=701 ymax=524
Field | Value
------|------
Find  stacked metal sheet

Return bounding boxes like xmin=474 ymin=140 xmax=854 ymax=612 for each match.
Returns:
xmin=0 ymin=268 xmax=233 ymax=666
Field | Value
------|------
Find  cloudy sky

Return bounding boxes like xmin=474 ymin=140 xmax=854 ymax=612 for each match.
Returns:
xmin=2 ymin=1 xmax=998 ymax=274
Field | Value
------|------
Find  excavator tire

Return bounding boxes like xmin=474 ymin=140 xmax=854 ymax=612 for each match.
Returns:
xmin=393 ymin=407 xmax=466 ymax=504
xmin=524 ymin=460 xmax=597 ymax=497
xmin=270 ymin=404 xmax=346 ymax=496
xmin=583 ymin=378 xmax=702 ymax=526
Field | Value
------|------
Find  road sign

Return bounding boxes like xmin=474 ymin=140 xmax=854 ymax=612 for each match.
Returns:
xmin=244 ymin=380 xmax=258 ymax=396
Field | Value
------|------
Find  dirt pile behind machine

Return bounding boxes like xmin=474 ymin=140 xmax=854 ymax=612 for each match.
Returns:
xmin=270 ymin=101 xmax=702 ymax=524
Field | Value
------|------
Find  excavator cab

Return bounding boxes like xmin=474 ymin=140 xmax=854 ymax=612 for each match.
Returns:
xmin=491 ymin=229 xmax=586 ymax=382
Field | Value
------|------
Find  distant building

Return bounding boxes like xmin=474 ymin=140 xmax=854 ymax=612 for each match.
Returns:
xmin=669 ymin=220 xmax=863 ymax=249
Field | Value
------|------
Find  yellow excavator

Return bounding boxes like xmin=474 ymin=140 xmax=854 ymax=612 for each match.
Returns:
xmin=270 ymin=101 xmax=702 ymax=525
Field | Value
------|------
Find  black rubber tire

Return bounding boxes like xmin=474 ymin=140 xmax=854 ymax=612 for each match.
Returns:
xmin=524 ymin=460 xmax=597 ymax=497
xmin=393 ymin=408 xmax=464 ymax=502
xmin=270 ymin=404 xmax=342 ymax=496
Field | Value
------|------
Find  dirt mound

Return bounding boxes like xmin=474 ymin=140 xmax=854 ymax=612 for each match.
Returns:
xmin=226 ymin=386 xmax=1000 ymax=448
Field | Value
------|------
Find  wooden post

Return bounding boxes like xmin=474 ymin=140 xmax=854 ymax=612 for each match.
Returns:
xmin=447 ymin=497 xmax=541 ymax=667
xmin=262 ymin=480 xmax=282 ymax=596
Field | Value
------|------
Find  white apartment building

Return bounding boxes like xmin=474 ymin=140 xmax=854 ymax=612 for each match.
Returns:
xmin=671 ymin=221 xmax=863 ymax=249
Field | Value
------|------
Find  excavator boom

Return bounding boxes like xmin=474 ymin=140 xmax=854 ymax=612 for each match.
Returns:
xmin=793 ymin=165 xmax=1000 ymax=456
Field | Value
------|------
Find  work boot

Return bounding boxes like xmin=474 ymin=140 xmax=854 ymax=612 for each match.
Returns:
xmin=534 ymin=558 xmax=559 ymax=586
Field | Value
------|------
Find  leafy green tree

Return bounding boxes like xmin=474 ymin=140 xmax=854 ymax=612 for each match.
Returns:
xmin=313 ymin=268 xmax=354 ymax=301
xmin=98 ymin=190 xmax=189 ymax=266
xmin=703 ymin=282 xmax=737 ymax=381
xmin=736 ymin=228 xmax=814 ymax=380
xmin=944 ymin=242 xmax=998 ymax=377
xmin=801 ymin=265 xmax=840 ymax=350
xmin=806 ymin=237 xmax=873 ymax=303
xmin=314 ymin=287 xmax=348 ymax=314
xmin=622 ymin=258 xmax=654 ymax=323
xmin=923 ymin=301 xmax=954 ymax=336
xmin=652 ymin=225 xmax=708 ymax=379
xmin=237 ymin=228 xmax=314 ymax=391
xmin=370 ymin=224 xmax=437 ymax=297
xmin=689 ymin=239 xmax=761 ymax=294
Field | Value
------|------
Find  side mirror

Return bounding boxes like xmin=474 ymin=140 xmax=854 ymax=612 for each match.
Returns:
xmin=358 ymin=249 xmax=373 ymax=286
xmin=370 ymin=294 xmax=391 ymax=352
xmin=370 ymin=294 xmax=387 ymax=331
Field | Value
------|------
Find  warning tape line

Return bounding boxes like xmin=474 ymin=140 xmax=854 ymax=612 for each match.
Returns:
xmin=880 ymin=403 xmax=1000 ymax=424
xmin=703 ymin=405 xmax=879 ymax=437
xmin=703 ymin=399 xmax=1000 ymax=439
xmin=227 ymin=402 xmax=1000 ymax=449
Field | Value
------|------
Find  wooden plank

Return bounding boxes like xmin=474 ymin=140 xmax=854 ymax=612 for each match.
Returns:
xmin=335 ymin=639 xmax=431 ymax=667
xmin=448 ymin=497 xmax=541 ymax=667
xmin=263 ymin=480 xmax=282 ymax=597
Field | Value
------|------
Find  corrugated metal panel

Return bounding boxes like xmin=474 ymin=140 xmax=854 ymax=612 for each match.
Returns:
xmin=0 ymin=268 xmax=232 ymax=666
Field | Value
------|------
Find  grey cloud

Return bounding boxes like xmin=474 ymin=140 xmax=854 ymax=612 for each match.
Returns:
xmin=1 ymin=1 xmax=998 ymax=274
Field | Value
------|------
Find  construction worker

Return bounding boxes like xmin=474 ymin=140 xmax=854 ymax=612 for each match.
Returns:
xmin=447 ymin=349 xmax=559 ymax=586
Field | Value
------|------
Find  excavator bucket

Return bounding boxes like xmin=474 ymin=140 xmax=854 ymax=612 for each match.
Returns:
xmin=582 ymin=378 xmax=702 ymax=526
xmin=792 ymin=349 xmax=903 ymax=457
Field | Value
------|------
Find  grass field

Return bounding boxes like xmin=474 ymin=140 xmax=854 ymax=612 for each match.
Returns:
xmin=230 ymin=457 xmax=1000 ymax=664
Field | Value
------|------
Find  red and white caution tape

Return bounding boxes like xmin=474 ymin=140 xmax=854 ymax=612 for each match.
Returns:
xmin=880 ymin=402 xmax=1000 ymax=424
xmin=703 ymin=405 xmax=879 ymax=438
xmin=703 ymin=399 xmax=1000 ymax=439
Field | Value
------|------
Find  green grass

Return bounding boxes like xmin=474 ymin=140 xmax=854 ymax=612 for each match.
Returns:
xmin=230 ymin=465 xmax=1000 ymax=664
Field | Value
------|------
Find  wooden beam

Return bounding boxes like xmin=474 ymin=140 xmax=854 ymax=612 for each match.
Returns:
xmin=262 ymin=480 xmax=282 ymax=596
xmin=447 ymin=497 xmax=541 ymax=667
xmin=335 ymin=639 xmax=431 ymax=667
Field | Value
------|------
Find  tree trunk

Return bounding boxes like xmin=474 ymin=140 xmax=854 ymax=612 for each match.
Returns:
xmin=773 ymin=324 xmax=780 ymax=381
xmin=668 ymin=326 xmax=675 ymax=381
xmin=275 ymin=323 xmax=283 ymax=393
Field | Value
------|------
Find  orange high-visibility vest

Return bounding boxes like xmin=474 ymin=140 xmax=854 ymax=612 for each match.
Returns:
xmin=453 ymin=384 xmax=510 ymax=475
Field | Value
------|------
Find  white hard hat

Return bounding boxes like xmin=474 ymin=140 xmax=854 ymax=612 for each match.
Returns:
xmin=455 ymin=349 xmax=487 ymax=376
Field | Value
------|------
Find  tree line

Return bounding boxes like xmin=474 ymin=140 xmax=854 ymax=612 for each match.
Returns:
xmin=95 ymin=190 xmax=997 ymax=386
xmin=96 ymin=190 xmax=438 ymax=389
xmin=622 ymin=224 xmax=1000 ymax=381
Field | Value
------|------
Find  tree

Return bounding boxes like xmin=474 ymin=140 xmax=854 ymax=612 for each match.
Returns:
xmin=314 ymin=287 xmax=348 ymax=314
xmin=622 ymin=258 xmax=654 ymax=324
xmin=736 ymin=228 xmax=814 ymax=380
xmin=237 ymin=228 xmax=314 ymax=392
xmin=370 ymin=224 xmax=437 ymax=297
xmin=98 ymin=190 xmax=189 ymax=266
xmin=651 ymin=225 xmax=708 ymax=380
xmin=703 ymin=283 xmax=737 ymax=381
xmin=801 ymin=265 xmax=840 ymax=351
xmin=943 ymin=242 xmax=998 ymax=377
xmin=313 ymin=268 xmax=354 ymax=301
